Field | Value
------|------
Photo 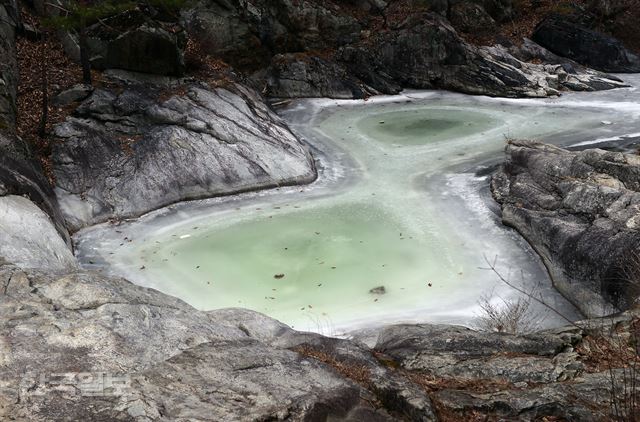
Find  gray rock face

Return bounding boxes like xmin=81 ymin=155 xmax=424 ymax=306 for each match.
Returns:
xmin=264 ymin=53 xmax=375 ymax=99
xmin=491 ymin=140 xmax=640 ymax=316
xmin=0 ymin=195 xmax=75 ymax=271
xmin=52 ymin=83 xmax=94 ymax=106
xmin=432 ymin=371 xmax=619 ymax=421
xmin=368 ymin=318 xmax=640 ymax=421
xmin=532 ymin=14 xmax=640 ymax=73
xmin=374 ymin=323 xmax=583 ymax=383
xmin=0 ymin=264 xmax=434 ymax=421
xmin=395 ymin=0 xmax=515 ymax=23
xmin=470 ymin=0 xmax=514 ymax=22
xmin=4 ymin=259 xmax=635 ymax=421
xmin=0 ymin=151 xmax=72 ymax=247
xmin=52 ymin=72 xmax=317 ymax=231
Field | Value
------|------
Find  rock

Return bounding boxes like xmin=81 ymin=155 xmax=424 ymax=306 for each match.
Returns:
xmin=532 ymin=14 xmax=640 ymax=73
xmin=364 ymin=318 xmax=640 ymax=420
xmin=432 ymin=371 xmax=616 ymax=421
xmin=0 ymin=250 xmax=636 ymax=421
xmin=261 ymin=0 xmax=362 ymax=51
xmin=486 ymin=43 xmax=627 ymax=92
xmin=184 ymin=0 xmax=362 ymax=70
xmin=374 ymin=323 xmax=577 ymax=367
xmin=418 ymin=0 xmax=450 ymax=16
xmin=52 ymin=84 xmax=93 ymax=106
xmin=185 ymin=2 xmax=626 ymax=99
xmin=472 ymin=0 xmax=515 ymax=22
xmin=0 ymin=263 xmax=433 ymax=421
xmin=62 ymin=12 xmax=187 ymax=76
xmin=338 ymin=13 xmax=626 ymax=98
xmin=279 ymin=333 xmax=437 ymax=421
xmin=347 ymin=0 xmax=388 ymax=13
xmin=373 ymin=324 xmax=583 ymax=383
xmin=52 ymin=72 xmax=317 ymax=231
xmin=508 ymin=36 xmax=628 ymax=91
xmin=264 ymin=53 xmax=374 ymax=99
xmin=491 ymin=140 xmax=640 ymax=316
xmin=448 ymin=2 xmax=495 ymax=33
xmin=100 ymin=24 xmax=187 ymax=76
xmin=372 ymin=0 xmax=516 ymax=24
xmin=0 ymin=151 xmax=72 ymax=247
xmin=0 ymin=195 xmax=75 ymax=271
xmin=182 ymin=0 xmax=268 ymax=70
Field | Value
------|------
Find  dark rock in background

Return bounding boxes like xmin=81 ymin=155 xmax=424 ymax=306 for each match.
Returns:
xmin=183 ymin=0 xmax=363 ymax=71
xmin=52 ymin=83 xmax=93 ymax=106
xmin=263 ymin=53 xmax=374 ymax=99
xmin=337 ymin=13 xmax=625 ymax=98
xmin=448 ymin=1 xmax=495 ymax=33
xmin=183 ymin=1 xmax=628 ymax=99
xmin=532 ymin=14 xmax=640 ymax=73
xmin=100 ymin=24 xmax=187 ymax=76
xmin=80 ymin=19 xmax=187 ymax=76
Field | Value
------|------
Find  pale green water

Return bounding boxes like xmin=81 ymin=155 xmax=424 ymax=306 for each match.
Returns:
xmin=134 ymin=202 xmax=452 ymax=328
xmin=76 ymin=85 xmax=640 ymax=333
xmin=357 ymin=108 xmax=498 ymax=145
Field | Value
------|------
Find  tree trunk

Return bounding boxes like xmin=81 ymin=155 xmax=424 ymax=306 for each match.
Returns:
xmin=79 ymin=26 xmax=92 ymax=86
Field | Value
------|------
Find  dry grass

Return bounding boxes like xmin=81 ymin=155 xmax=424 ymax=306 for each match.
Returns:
xmin=475 ymin=292 xmax=538 ymax=334
xmin=577 ymin=317 xmax=640 ymax=421
xmin=292 ymin=344 xmax=373 ymax=390
xmin=404 ymin=370 xmax=515 ymax=395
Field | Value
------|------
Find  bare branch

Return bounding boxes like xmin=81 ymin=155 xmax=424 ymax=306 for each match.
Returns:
xmin=481 ymin=254 xmax=582 ymax=329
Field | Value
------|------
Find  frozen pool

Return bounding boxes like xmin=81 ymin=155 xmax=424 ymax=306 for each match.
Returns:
xmin=76 ymin=76 xmax=640 ymax=334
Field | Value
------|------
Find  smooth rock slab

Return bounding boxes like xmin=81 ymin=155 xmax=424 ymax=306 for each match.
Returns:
xmin=0 ymin=195 xmax=75 ymax=271
xmin=52 ymin=74 xmax=317 ymax=231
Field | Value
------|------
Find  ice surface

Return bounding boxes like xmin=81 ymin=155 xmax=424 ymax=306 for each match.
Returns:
xmin=75 ymin=75 xmax=640 ymax=335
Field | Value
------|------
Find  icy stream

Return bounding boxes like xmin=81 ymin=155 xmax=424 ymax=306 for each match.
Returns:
xmin=76 ymin=76 xmax=640 ymax=335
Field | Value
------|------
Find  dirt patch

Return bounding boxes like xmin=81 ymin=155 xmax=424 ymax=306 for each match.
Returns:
xmin=16 ymin=8 xmax=101 ymax=183
xmin=292 ymin=344 xmax=374 ymax=390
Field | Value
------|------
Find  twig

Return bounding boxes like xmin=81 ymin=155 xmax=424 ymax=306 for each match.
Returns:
xmin=481 ymin=254 xmax=582 ymax=330
xmin=44 ymin=2 xmax=71 ymax=14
